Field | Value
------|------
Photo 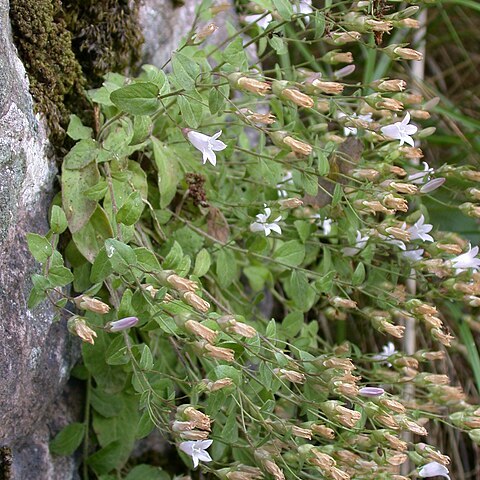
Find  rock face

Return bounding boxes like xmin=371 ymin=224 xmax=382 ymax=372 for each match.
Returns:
xmin=0 ymin=1 xmax=241 ymax=477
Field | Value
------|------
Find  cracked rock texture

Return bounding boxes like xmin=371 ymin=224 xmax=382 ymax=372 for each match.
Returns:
xmin=0 ymin=1 xmax=239 ymax=477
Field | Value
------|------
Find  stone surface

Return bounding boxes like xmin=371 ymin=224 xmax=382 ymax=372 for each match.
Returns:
xmin=0 ymin=0 xmax=80 ymax=478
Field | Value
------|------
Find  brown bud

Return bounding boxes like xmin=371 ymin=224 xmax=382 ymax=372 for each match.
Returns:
xmin=438 ymin=244 xmax=463 ymax=255
xmin=431 ymin=328 xmax=454 ymax=347
xmin=390 ymin=165 xmax=408 ymax=177
xmin=167 ymin=273 xmax=198 ymax=293
xmin=69 ymin=317 xmax=97 ymax=345
xmin=205 ymin=378 xmax=234 ymax=391
xmin=394 ymin=47 xmax=423 ymax=61
xmin=373 ymin=79 xmax=407 ymax=92
xmin=74 ymin=295 xmax=110 ymax=314
xmin=399 ymin=146 xmax=424 ymax=159
xmin=383 ymin=194 xmax=408 ymax=212
xmin=237 ymin=77 xmax=271 ymax=96
xmin=172 ymin=420 xmax=196 ymax=432
xmin=311 ymin=80 xmax=344 ymax=95
xmin=384 ymin=432 xmax=408 ymax=451
xmin=279 ymin=198 xmax=303 ymax=209
xmin=420 ymin=351 xmax=446 ymax=361
xmin=263 ymin=460 xmax=285 ymax=480
xmin=401 ymin=418 xmax=428 ymax=436
xmin=374 ymin=414 xmax=399 ymax=429
xmin=195 ymin=23 xmax=218 ymax=42
xmin=182 ymin=292 xmax=210 ymax=313
xmin=410 ymin=109 xmax=431 ymax=120
xmin=397 ymin=18 xmax=420 ymax=28
xmin=183 ymin=406 xmax=211 ymax=430
xmin=385 ymin=226 xmax=411 ymax=242
xmin=328 ymin=31 xmax=362 ymax=45
xmin=462 ymin=170 xmax=480 ymax=182
xmin=352 ymin=169 xmax=380 ymax=181
xmin=359 ymin=200 xmax=395 ymax=215
xmin=389 ymin=182 xmax=419 ymax=194
xmin=366 ymin=19 xmax=393 ymax=32
xmin=204 ymin=342 xmax=235 ymax=362
xmin=180 ymin=429 xmax=210 ymax=440
xmin=291 ymin=426 xmax=312 ymax=439
xmin=241 ymin=109 xmax=276 ymax=125
xmin=323 ymin=357 xmax=355 ymax=370
xmin=217 ymin=316 xmax=257 ymax=338
xmin=275 ymin=368 xmax=306 ymax=384
xmin=330 ymin=297 xmax=357 ymax=309
xmin=283 ymin=136 xmax=313 ymax=156
xmin=185 ymin=320 xmax=217 ymax=343
xmin=335 ymin=406 xmax=362 ymax=428
xmin=324 ymin=52 xmax=354 ymax=64
xmin=380 ymin=320 xmax=405 ymax=338
xmin=311 ymin=424 xmax=335 ymax=439
xmin=309 ymin=450 xmax=336 ymax=469
xmin=413 ymin=303 xmax=438 ymax=316
xmin=376 ymin=98 xmax=404 ymax=112
xmin=282 ymin=88 xmax=314 ymax=108
xmin=423 ymin=374 xmax=450 ymax=385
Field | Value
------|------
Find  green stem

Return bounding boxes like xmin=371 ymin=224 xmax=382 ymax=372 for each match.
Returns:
xmin=82 ymin=374 xmax=91 ymax=480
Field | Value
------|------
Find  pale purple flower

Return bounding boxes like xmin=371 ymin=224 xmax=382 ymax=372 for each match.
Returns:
xmin=421 ymin=177 xmax=446 ymax=194
xmin=419 ymin=461 xmax=450 ymax=479
xmin=408 ymin=162 xmax=434 ymax=184
xmin=245 ymin=13 xmax=273 ymax=29
xmin=401 ymin=248 xmax=424 ymax=262
xmin=179 ymin=440 xmax=213 ymax=468
xmin=334 ymin=65 xmax=356 ymax=79
xmin=451 ymin=244 xmax=480 ymax=274
xmin=408 ymin=215 xmax=434 ymax=242
xmin=380 ymin=112 xmax=417 ymax=147
xmin=343 ymin=230 xmax=369 ymax=257
xmin=106 ymin=316 xmax=139 ymax=332
xmin=250 ymin=206 xmax=282 ymax=236
xmin=359 ymin=387 xmax=385 ymax=397
xmin=187 ymin=130 xmax=227 ymax=166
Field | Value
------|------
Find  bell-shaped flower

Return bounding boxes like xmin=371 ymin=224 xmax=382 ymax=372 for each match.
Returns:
xmin=343 ymin=230 xmax=369 ymax=256
xmin=179 ymin=440 xmax=213 ymax=468
xmin=408 ymin=161 xmax=434 ymax=184
xmin=250 ymin=206 xmax=282 ymax=236
xmin=359 ymin=386 xmax=385 ymax=397
xmin=380 ymin=112 xmax=418 ymax=147
xmin=187 ymin=130 xmax=227 ymax=166
xmin=408 ymin=215 xmax=434 ymax=242
xmin=401 ymin=248 xmax=424 ymax=262
xmin=419 ymin=461 xmax=450 ymax=479
xmin=451 ymin=244 xmax=480 ymax=274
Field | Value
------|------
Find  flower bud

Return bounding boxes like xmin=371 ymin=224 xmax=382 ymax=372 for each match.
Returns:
xmin=394 ymin=18 xmax=420 ymax=28
xmin=105 ymin=316 xmax=139 ymax=332
xmin=327 ymin=31 xmax=362 ymax=45
xmin=182 ymin=292 xmax=210 ymax=313
xmin=279 ymin=198 xmax=303 ymax=209
xmin=410 ymin=109 xmax=431 ymax=120
xmin=229 ymin=73 xmax=271 ymax=96
xmin=389 ymin=182 xmax=418 ymax=194
xmin=196 ymin=340 xmax=235 ymax=362
xmin=379 ymin=397 xmax=406 ymax=413
xmin=379 ymin=320 xmax=405 ymax=338
xmin=283 ymin=136 xmax=313 ymax=156
xmin=68 ymin=316 xmax=97 ymax=344
xmin=383 ymin=194 xmax=408 ymax=212
xmin=358 ymin=200 xmax=395 ymax=215
xmin=310 ymin=80 xmax=344 ymax=95
xmin=166 ymin=273 xmax=198 ymax=293
xmin=74 ymin=295 xmax=111 ymax=314
xmin=172 ymin=420 xmax=195 ymax=432
xmin=385 ymin=226 xmax=411 ymax=242
xmin=185 ymin=319 xmax=217 ymax=343
xmin=182 ymin=406 xmax=211 ymax=430
xmin=372 ymin=79 xmax=407 ymax=92
xmin=330 ymin=297 xmax=357 ymax=309
xmin=273 ymin=81 xmax=314 ymax=108
xmin=377 ymin=98 xmax=404 ymax=112
xmin=384 ymin=45 xmax=423 ymax=61
xmin=274 ymin=368 xmax=306 ymax=384
xmin=352 ymin=168 xmax=380 ymax=181
xmin=399 ymin=146 xmax=424 ymax=159
xmin=400 ymin=418 xmax=428 ymax=436
xmin=311 ymin=424 xmax=335 ymax=439
xmin=179 ymin=429 xmax=210 ymax=440
xmin=431 ymin=328 xmax=454 ymax=347
xmin=322 ymin=51 xmax=354 ymax=65
xmin=461 ymin=170 xmax=480 ymax=182
xmin=239 ymin=109 xmax=276 ymax=125
xmin=194 ymin=23 xmax=218 ymax=43
xmin=204 ymin=378 xmax=234 ymax=391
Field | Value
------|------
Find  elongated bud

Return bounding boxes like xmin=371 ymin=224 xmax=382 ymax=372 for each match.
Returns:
xmin=358 ymin=200 xmax=395 ymax=215
xmin=239 ymin=108 xmax=276 ymax=125
xmin=311 ymin=424 xmax=335 ymax=439
xmin=400 ymin=418 xmax=428 ymax=436
xmin=217 ymin=316 xmax=257 ymax=338
xmin=172 ymin=420 xmax=195 ymax=432
xmin=330 ymin=297 xmax=357 ymax=309
xmin=322 ymin=51 xmax=354 ymax=65
xmin=74 ymin=295 xmax=110 ymax=314
xmin=272 ymin=81 xmax=314 ymax=108
xmin=166 ymin=273 xmax=198 ymax=293
xmin=182 ymin=292 xmax=210 ymax=313
xmin=274 ymin=368 xmax=306 ymax=384
xmin=185 ymin=319 xmax=217 ymax=343
xmin=400 ymin=146 xmax=424 ymax=159
xmin=105 ymin=316 xmax=139 ymax=332
xmin=461 ymin=170 xmax=480 ymax=182
xmin=309 ymin=80 xmax=344 ymax=95
xmin=383 ymin=194 xmax=408 ymax=212
xmin=389 ymin=182 xmax=418 ymax=194
xmin=194 ymin=23 xmax=218 ymax=43
xmin=431 ymin=328 xmax=454 ymax=347
xmin=68 ymin=316 xmax=97 ymax=345
xmin=352 ymin=168 xmax=380 ymax=181
xmin=229 ymin=73 xmax=271 ymax=96
xmin=385 ymin=226 xmax=410 ymax=242
xmin=255 ymin=451 xmax=285 ymax=480
xmin=179 ymin=429 xmax=210 ymax=440
xmin=410 ymin=109 xmax=431 ymax=120
xmin=371 ymin=79 xmax=407 ymax=92
xmin=327 ymin=31 xmax=362 ymax=45
xmin=279 ymin=198 xmax=303 ymax=209
xmin=181 ymin=406 xmax=211 ymax=431
xmin=384 ymin=45 xmax=424 ymax=61
xmin=378 ymin=319 xmax=405 ymax=338
xmin=283 ymin=136 xmax=313 ymax=156
xmin=196 ymin=340 xmax=235 ymax=362
xmin=377 ymin=98 xmax=404 ymax=112
xmin=204 ymin=378 xmax=234 ymax=391
xmin=226 ymin=466 xmax=263 ymax=480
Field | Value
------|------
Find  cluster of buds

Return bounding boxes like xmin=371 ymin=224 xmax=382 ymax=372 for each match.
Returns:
xmin=299 ymin=445 xmax=350 ymax=480
xmin=254 ymin=450 xmax=285 ymax=480
xmin=320 ymin=401 xmax=362 ymax=428
xmin=173 ymin=405 xmax=211 ymax=441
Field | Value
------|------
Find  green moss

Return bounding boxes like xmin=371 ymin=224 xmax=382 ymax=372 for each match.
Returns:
xmin=9 ymin=0 xmax=83 ymax=141
xmin=9 ymin=0 xmax=144 ymax=145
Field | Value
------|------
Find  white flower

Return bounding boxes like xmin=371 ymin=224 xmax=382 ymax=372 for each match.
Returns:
xmin=380 ymin=112 xmax=418 ymax=147
xmin=343 ymin=230 xmax=369 ymax=256
xmin=245 ymin=13 xmax=273 ymax=29
xmin=179 ymin=440 xmax=213 ymax=468
xmin=250 ymin=206 xmax=282 ymax=236
xmin=187 ymin=130 xmax=227 ymax=166
xmin=379 ymin=234 xmax=406 ymax=251
xmin=408 ymin=215 xmax=434 ymax=242
xmin=408 ymin=162 xmax=434 ymax=184
xmin=451 ymin=244 xmax=480 ymax=274
xmin=373 ymin=342 xmax=397 ymax=365
xmin=419 ymin=461 xmax=450 ymax=479
xmin=339 ymin=112 xmax=373 ymax=136
xmin=401 ymin=248 xmax=424 ymax=262
xmin=319 ymin=218 xmax=333 ymax=235
xmin=277 ymin=171 xmax=294 ymax=198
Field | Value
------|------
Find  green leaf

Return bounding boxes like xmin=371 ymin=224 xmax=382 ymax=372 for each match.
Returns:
xmin=314 ymin=11 xmax=326 ymax=38
xmin=216 ymin=249 xmax=237 ymax=288
xmin=50 ymin=205 xmax=68 ymax=234
xmin=163 ymin=241 xmax=184 ymax=270
xmin=140 ymin=64 xmax=169 ymax=93
xmin=273 ymin=240 xmax=305 ymax=267
xmin=67 ymin=114 xmax=93 ymax=140
xmin=62 ymin=161 xmax=100 ymax=233
xmin=50 ymin=423 xmax=85 ymax=456
xmin=83 ymin=179 xmax=109 ymax=201
xmin=117 ymin=191 xmax=144 ymax=226
xmin=172 ymin=52 xmax=200 ymax=90
xmin=282 ymin=311 xmax=304 ymax=338
xmin=91 ymin=247 xmax=113 ymax=283
xmin=268 ymin=35 xmax=288 ymax=55
xmin=222 ymin=37 xmax=248 ymax=69
xmin=26 ymin=233 xmax=52 ymax=263
xmin=193 ymin=248 xmax=211 ymax=277
xmin=314 ymin=271 xmax=335 ymax=293
xmin=105 ymin=239 xmax=137 ymax=274
xmin=152 ymin=138 xmax=179 ymax=208
xmin=87 ymin=441 xmax=124 ymax=475
xmin=110 ymin=82 xmax=160 ymax=115
xmin=126 ymin=465 xmax=169 ymax=480
xmin=64 ymin=139 xmax=98 ymax=170
xmin=272 ymin=0 xmax=293 ymax=19
xmin=47 ymin=265 xmax=74 ymax=287
xmin=130 ymin=115 xmax=153 ymax=145
xmin=208 ymin=84 xmax=229 ymax=115
xmin=352 ymin=262 xmax=366 ymax=286
xmin=134 ymin=247 xmax=161 ymax=273
xmin=317 ymin=151 xmax=330 ymax=176
xmin=136 ymin=411 xmax=155 ymax=439
xmin=286 ymin=271 xmax=315 ymax=311
xmin=178 ymin=95 xmax=204 ymax=128
xmin=91 ymin=390 xmax=125 ymax=418
xmin=139 ymin=345 xmax=154 ymax=370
